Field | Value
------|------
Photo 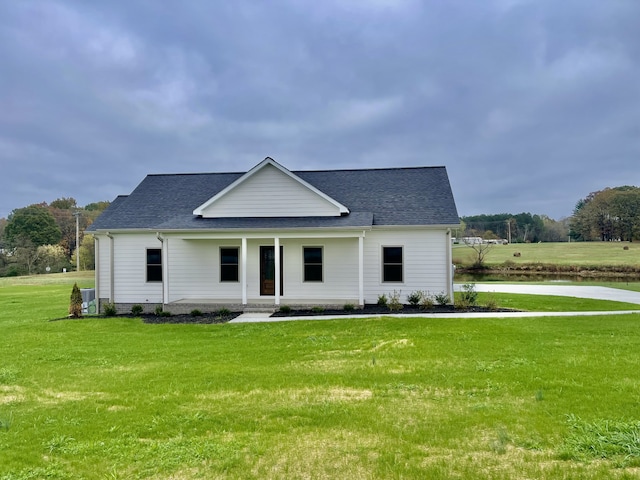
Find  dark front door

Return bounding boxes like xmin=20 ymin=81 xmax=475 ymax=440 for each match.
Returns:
xmin=260 ymin=246 xmax=283 ymax=296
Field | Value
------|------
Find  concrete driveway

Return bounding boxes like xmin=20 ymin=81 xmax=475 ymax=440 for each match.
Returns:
xmin=459 ymin=283 xmax=640 ymax=305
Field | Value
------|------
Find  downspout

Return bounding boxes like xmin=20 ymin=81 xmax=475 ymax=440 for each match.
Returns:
xmin=106 ymin=232 xmax=115 ymax=304
xmin=446 ymin=228 xmax=453 ymax=304
xmin=156 ymin=233 xmax=166 ymax=307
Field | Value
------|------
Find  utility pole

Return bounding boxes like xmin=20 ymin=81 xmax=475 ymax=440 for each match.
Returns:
xmin=73 ymin=210 xmax=80 ymax=271
xmin=506 ymin=220 xmax=512 ymax=244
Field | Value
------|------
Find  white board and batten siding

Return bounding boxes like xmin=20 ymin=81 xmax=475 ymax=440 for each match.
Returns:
xmin=363 ymin=229 xmax=450 ymax=304
xmin=199 ymin=163 xmax=342 ymax=218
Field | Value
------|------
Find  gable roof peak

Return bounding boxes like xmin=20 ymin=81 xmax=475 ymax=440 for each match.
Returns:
xmin=192 ymin=157 xmax=350 ymax=217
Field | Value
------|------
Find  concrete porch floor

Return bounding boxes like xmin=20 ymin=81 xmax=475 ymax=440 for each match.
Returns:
xmin=167 ymin=298 xmax=362 ymax=314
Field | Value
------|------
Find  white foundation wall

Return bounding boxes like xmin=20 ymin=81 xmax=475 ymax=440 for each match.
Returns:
xmin=362 ymin=228 xmax=450 ymax=304
xmin=109 ymin=234 xmax=163 ymax=304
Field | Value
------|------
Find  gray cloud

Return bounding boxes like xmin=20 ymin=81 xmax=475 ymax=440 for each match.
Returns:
xmin=1 ymin=0 xmax=638 ymax=219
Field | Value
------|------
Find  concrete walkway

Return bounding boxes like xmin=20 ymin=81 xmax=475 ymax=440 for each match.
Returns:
xmin=229 ymin=284 xmax=640 ymax=323
xmin=460 ymin=283 xmax=640 ymax=305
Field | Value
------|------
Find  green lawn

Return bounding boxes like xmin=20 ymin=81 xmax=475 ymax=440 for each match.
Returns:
xmin=453 ymin=241 xmax=640 ymax=267
xmin=2 ymin=275 xmax=640 ymax=479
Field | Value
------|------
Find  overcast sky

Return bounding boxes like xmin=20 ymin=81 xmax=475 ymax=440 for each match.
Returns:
xmin=1 ymin=0 xmax=639 ymax=220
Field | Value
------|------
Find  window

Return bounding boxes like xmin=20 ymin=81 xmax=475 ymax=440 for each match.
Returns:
xmin=382 ymin=246 xmax=403 ymax=282
xmin=220 ymin=247 xmax=239 ymax=282
xmin=146 ymin=248 xmax=162 ymax=282
xmin=303 ymin=246 xmax=323 ymax=282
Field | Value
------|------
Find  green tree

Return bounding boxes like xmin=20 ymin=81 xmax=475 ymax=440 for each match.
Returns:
xmin=77 ymin=234 xmax=95 ymax=271
xmin=571 ymin=187 xmax=640 ymax=241
xmin=50 ymin=197 xmax=77 ymax=210
xmin=5 ymin=205 xmax=62 ymax=248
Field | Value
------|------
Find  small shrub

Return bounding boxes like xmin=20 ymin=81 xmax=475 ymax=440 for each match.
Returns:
xmin=103 ymin=302 xmax=117 ymax=316
xmin=387 ymin=290 xmax=403 ymax=312
xmin=311 ymin=306 xmax=325 ymax=313
xmin=484 ymin=294 xmax=499 ymax=311
xmin=154 ymin=305 xmax=164 ymax=316
xmin=343 ymin=303 xmax=355 ymax=312
xmin=69 ymin=283 xmax=83 ymax=318
xmin=159 ymin=310 xmax=172 ymax=317
xmin=217 ymin=307 xmax=231 ymax=317
xmin=407 ymin=291 xmax=422 ymax=306
xmin=131 ymin=304 xmax=144 ymax=316
xmin=377 ymin=293 xmax=388 ymax=306
xmin=279 ymin=305 xmax=292 ymax=314
xmin=459 ymin=283 xmax=478 ymax=307
xmin=190 ymin=309 xmax=203 ymax=317
xmin=419 ymin=291 xmax=435 ymax=310
xmin=434 ymin=292 xmax=450 ymax=305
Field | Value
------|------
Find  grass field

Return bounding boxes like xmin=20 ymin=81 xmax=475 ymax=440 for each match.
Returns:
xmin=2 ymin=274 xmax=640 ymax=479
xmin=452 ymin=241 xmax=640 ymax=267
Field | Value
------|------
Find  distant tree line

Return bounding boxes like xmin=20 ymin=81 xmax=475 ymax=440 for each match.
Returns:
xmin=570 ymin=186 xmax=640 ymax=242
xmin=0 ymin=198 xmax=110 ymax=277
xmin=460 ymin=213 xmax=570 ymax=243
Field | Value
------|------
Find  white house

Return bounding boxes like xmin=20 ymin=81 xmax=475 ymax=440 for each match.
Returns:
xmin=87 ymin=158 xmax=460 ymax=313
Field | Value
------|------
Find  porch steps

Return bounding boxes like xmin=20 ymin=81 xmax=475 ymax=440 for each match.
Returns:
xmin=243 ymin=306 xmax=277 ymax=314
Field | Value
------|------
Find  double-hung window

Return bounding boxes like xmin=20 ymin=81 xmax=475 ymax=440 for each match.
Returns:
xmin=382 ymin=246 xmax=403 ymax=282
xmin=146 ymin=248 xmax=162 ymax=282
xmin=220 ymin=247 xmax=239 ymax=282
xmin=303 ymin=246 xmax=323 ymax=282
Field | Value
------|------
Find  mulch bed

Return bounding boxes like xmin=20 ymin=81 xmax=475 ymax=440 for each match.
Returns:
xmin=271 ymin=304 xmax=518 ymax=317
xmin=56 ymin=305 xmax=518 ymax=324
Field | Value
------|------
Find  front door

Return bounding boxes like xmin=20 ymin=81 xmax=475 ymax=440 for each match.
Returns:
xmin=260 ymin=246 xmax=283 ymax=296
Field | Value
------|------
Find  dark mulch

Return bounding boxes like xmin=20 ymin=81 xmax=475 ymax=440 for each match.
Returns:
xmin=140 ymin=312 xmax=242 ymax=324
xmin=271 ymin=304 xmax=519 ymax=317
xmin=53 ymin=312 xmax=242 ymax=324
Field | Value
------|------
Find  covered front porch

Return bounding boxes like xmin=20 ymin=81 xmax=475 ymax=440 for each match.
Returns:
xmin=160 ymin=229 xmax=370 ymax=309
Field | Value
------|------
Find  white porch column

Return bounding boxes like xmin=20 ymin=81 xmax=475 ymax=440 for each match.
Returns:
xmin=274 ymin=236 xmax=280 ymax=305
xmin=241 ymin=237 xmax=247 ymax=305
xmin=358 ymin=233 xmax=364 ymax=306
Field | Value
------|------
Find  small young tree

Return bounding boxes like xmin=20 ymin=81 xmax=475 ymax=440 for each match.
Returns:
xmin=466 ymin=241 xmax=493 ymax=268
xmin=69 ymin=282 xmax=83 ymax=318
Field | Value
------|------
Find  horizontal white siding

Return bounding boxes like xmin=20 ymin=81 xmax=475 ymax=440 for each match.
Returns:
xmin=104 ymin=227 xmax=451 ymax=306
xmin=274 ymin=238 xmax=360 ymax=301
xmin=363 ymin=229 xmax=449 ymax=304
xmin=201 ymin=164 xmax=340 ymax=217
xmin=111 ymin=234 xmax=163 ymax=304
xmin=95 ymin=234 xmax=110 ymax=299
xmin=167 ymin=239 xmax=242 ymax=301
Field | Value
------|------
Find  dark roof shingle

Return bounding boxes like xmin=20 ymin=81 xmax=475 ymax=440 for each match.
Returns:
xmin=88 ymin=166 xmax=459 ymax=231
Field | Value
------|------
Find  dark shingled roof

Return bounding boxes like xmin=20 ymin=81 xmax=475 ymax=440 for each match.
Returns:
xmin=88 ymin=166 xmax=459 ymax=231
